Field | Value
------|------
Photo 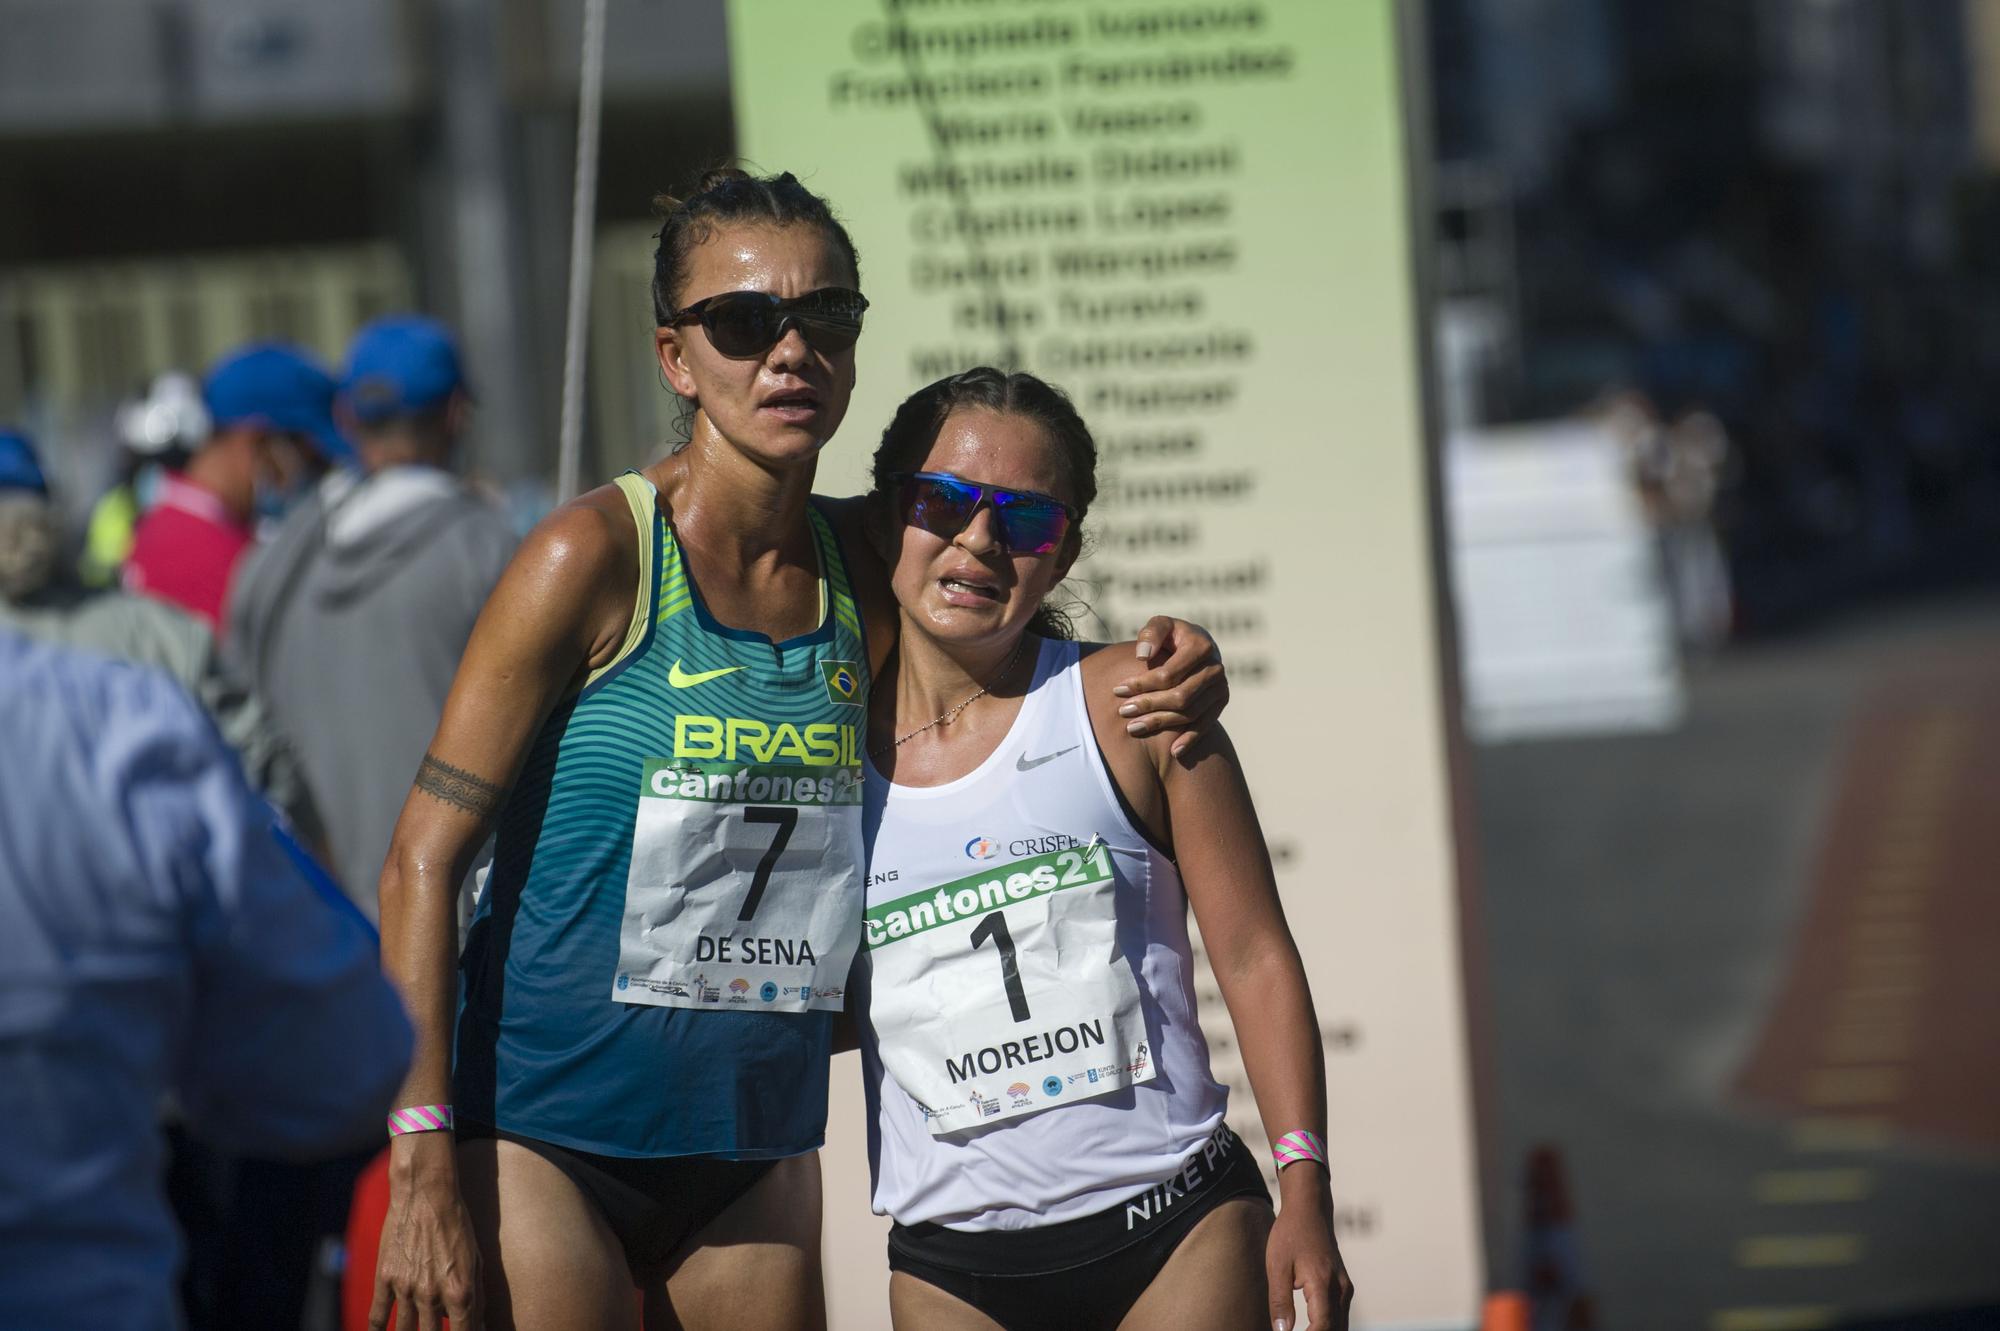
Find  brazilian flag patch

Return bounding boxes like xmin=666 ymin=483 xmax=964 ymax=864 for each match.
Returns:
xmin=820 ymin=660 xmax=865 ymax=707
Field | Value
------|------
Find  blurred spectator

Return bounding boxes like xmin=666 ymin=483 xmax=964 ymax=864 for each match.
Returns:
xmin=1654 ymin=409 xmax=1733 ymax=651
xmin=0 ymin=428 xmax=60 ymax=602
xmin=0 ymin=428 xmax=324 ymax=848
xmin=0 ymin=629 xmax=412 ymax=1331
xmin=1605 ymin=392 xmax=1735 ymax=651
xmin=126 ymin=344 xmax=351 ymax=631
xmin=83 ymin=372 xmax=207 ymax=588
xmin=228 ymin=316 xmax=516 ymax=918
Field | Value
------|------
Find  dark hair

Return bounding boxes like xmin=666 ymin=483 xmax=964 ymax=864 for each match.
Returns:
xmin=651 ymin=167 xmax=862 ymax=324
xmin=350 ymin=400 xmax=452 ymax=439
xmin=869 ymin=367 xmax=1098 ymax=639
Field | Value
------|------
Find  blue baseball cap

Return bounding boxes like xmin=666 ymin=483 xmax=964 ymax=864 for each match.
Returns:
xmin=202 ymin=343 xmax=352 ymax=464
xmin=0 ymin=429 xmax=48 ymax=494
xmin=341 ymin=316 xmax=468 ymax=424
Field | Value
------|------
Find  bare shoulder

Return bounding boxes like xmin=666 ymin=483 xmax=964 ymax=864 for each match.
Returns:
xmin=1076 ymin=641 xmax=1179 ymax=762
xmin=1078 ymin=642 xmax=1160 ymax=725
xmin=513 ymin=483 xmax=640 ymax=589
xmin=1074 ymin=640 xmax=1176 ymax=846
xmin=478 ymin=482 xmax=645 ymax=664
xmin=1076 ymin=640 xmax=1127 ymax=706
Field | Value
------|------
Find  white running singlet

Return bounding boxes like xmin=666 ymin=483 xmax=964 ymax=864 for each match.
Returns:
xmin=858 ymin=637 xmax=1229 ymax=1231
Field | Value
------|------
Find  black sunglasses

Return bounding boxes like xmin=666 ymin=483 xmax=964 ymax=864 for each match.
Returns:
xmin=892 ymin=471 xmax=1078 ymax=556
xmin=666 ymin=287 xmax=869 ymax=359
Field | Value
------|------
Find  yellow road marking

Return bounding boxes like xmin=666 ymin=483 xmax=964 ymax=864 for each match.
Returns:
xmin=1822 ymin=1013 xmax=1912 ymax=1036
xmin=1845 ymin=954 xmax=1924 ymax=983
xmin=1832 ymin=983 xmax=1920 ymax=1015
xmin=1752 ymin=1168 xmax=1873 ymax=1204
xmin=1868 ymin=835 xmax=1934 ymax=852
xmin=1847 ymin=937 xmax=1925 ymax=961
xmin=1710 ymin=1308 xmax=1839 ymax=1331
xmin=1831 ymin=979 xmax=1921 ymax=1006
xmin=1857 ymin=876 xmax=1931 ymax=898
xmin=1736 ymin=1234 xmax=1864 ymax=1268
xmin=1891 ymin=762 xmax=1951 ymax=782
xmin=1852 ymin=891 xmax=1924 ymax=916
xmin=1788 ymin=1116 xmax=1891 ymax=1151
xmin=1848 ymin=919 xmax=1924 ymax=946
xmin=1821 ymin=1025 xmax=1914 ymax=1064
xmin=1804 ymin=1066 xmax=1904 ymax=1107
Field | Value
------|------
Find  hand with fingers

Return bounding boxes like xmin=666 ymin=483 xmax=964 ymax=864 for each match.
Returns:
xmin=1265 ymin=1175 xmax=1353 ymax=1331
xmin=1115 ymin=615 xmax=1229 ymax=758
xmin=369 ymin=1146 xmax=484 ymax=1331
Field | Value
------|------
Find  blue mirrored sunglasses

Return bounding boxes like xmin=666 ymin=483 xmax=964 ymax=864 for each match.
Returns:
xmin=892 ymin=471 xmax=1077 ymax=556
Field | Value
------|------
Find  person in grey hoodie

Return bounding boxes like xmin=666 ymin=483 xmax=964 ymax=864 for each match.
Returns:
xmin=227 ymin=317 xmax=517 ymax=919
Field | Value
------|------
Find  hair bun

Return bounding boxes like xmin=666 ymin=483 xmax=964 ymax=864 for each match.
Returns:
xmin=648 ymin=165 xmax=862 ymax=345
xmin=654 ymin=165 xmax=757 ymax=219
xmin=695 ymin=165 xmax=754 ymax=195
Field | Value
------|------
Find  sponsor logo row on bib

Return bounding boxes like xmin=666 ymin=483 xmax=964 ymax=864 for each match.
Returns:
xmin=616 ymin=972 xmax=844 ymax=1004
xmin=863 ymin=842 xmax=1114 ymax=947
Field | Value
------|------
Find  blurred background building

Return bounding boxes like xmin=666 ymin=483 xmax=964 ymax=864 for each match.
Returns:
xmin=1426 ymin=9 xmax=2000 ymax=1331
xmin=10 ymin=0 xmax=1995 ymax=630
xmin=1429 ymin=0 xmax=2000 ymax=633
xmin=7 ymin=0 xmax=1992 ymax=627
xmin=0 ymin=0 xmax=731 ymax=518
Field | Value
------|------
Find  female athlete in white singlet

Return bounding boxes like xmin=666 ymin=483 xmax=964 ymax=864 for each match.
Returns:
xmin=855 ymin=368 xmax=1354 ymax=1331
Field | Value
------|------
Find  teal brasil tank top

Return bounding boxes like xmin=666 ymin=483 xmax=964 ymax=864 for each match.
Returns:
xmin=456 ymin=474 xmax=870 ymax=1158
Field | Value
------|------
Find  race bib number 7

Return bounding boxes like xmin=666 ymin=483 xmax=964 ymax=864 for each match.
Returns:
xmin=864 ymin=839 xmax=1154 ymax=1135
xmin=614 ymin=759 xmax=863 ymax=1012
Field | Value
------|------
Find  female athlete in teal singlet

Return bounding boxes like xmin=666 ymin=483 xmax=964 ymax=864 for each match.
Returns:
xmin=367 ymin=170 xmax=1228 ymax=1331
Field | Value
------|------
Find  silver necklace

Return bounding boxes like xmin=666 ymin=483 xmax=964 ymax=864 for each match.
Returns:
xmin=872 ymin=637 xmax=1029 ymax=760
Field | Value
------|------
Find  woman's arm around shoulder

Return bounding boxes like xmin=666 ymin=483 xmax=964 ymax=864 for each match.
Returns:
xmin=1075 ymin=622 xmax=1232 ymax=758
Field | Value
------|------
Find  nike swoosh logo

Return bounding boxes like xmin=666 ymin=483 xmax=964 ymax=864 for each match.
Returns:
xmin=668 ymin=660 xmax=747 ymax=688
xmin=1016 ymin=745 xmax=1080 ymax=772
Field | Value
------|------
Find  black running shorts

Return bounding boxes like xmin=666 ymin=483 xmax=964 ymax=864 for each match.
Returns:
xmin=457 ymin=1121 xmax=777 ymax=1284
xmin=887 ymin=1124 xmax=1272 ymax=1331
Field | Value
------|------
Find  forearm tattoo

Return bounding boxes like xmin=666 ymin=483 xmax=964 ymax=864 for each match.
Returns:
xmin=413 ymin=753 xmax=508 ymax=819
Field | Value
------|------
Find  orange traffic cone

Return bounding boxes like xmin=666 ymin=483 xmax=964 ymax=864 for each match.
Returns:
xmin=1482 ymin=1290 xmax=1531 ymax=1331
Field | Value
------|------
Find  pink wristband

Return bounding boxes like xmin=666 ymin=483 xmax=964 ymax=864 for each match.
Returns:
xmin=1272 ymin=1130 xmax=1327 ymax=1171
xmin=387 ymin=1104 xmax=454 ymax=1137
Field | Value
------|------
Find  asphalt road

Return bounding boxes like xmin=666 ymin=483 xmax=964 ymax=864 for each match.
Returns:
xmin=1470 ymin=600 xmax=2000 ymax=1331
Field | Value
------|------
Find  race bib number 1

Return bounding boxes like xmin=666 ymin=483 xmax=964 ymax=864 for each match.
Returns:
xmin=613 ymin=759 xmax=863 ymax=1012
xmin=864 ymin=838 xmax=1155 ymax=1135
